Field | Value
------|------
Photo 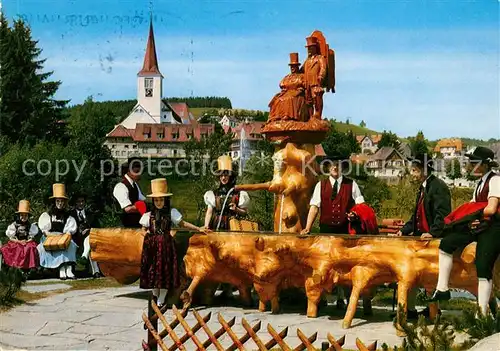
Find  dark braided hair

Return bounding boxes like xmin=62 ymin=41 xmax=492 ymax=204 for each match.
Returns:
xmin=150 ymin=197 xmax=172 ymax=235
xmin=49 ymin=199 xmax=68 ymax=220
xmin=216 ymin=171 xmax=237 ymax=196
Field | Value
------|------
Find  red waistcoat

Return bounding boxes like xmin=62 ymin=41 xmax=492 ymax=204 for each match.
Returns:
xmin=319 ymin=178 xmax=354 ymax=227
xmin=415 ymin=192 xmax=430 ymax=233
xmin=475 ymin=172 xmax=497 ymax=202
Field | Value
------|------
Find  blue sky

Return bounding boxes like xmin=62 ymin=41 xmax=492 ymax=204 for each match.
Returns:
xmin=3 ymin=0 xmax=499 ymax=139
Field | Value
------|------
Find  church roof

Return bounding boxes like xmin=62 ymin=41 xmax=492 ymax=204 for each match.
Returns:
xmin=138 ymin=20 xmax=161 ymax=76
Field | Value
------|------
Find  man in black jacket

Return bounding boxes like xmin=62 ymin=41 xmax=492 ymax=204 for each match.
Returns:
xmin=390 ymin=154 xmax=452 ymax=318
xmin=71 ymin=193 xmax=103 ymax=278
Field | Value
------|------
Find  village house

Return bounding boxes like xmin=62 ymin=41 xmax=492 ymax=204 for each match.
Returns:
xmin=356 ymin=134 xmax=382 ymax=154
xmin=366 ymin=146 xmax=408 ymax=184
xmin=104 ymin=20 xmax=214 ymax=161
xmin=434 ymin=138 xmax=463 ymax=159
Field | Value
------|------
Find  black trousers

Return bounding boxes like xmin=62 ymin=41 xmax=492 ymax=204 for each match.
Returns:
xmin=439 ymin=221 xmax=500 ymax=280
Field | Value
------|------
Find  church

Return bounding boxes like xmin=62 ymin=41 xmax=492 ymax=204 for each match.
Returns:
xmin=104 ymin=19 xmax=214 ymax=161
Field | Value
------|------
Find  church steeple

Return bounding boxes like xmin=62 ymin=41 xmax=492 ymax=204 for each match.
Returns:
xmin=138 ymin=18 xmax=161 ymax=76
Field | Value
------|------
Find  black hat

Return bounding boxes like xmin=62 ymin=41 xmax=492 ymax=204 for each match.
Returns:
xmin=409 ymin=153 xmax=434 ymax=171
xmin=465 ymin=146 xmax=498 ymax=167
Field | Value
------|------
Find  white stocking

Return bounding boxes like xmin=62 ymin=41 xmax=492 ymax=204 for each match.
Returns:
xmin=82 ymin=236 xmax=91 ymax=259
xmin=436 ymin=250 xmax=453 ymax=291
xmin=66 ymin=264 xmax=75 ymax=278
xmin=158 ymin=289 xmax=168 ymax=305
xmin=59 ymin=265 xmax=67 ymax=278
xmin=90 ymin=259 xmax=100 ymax=275
xmin=478 ymin=278 xmax=492 ymax=316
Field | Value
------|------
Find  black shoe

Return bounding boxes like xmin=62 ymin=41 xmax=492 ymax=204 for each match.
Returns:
xmin=336 ymin=299 xmax=346 ymax=310
xmin=426 ymin=290 xmax=451 ymax=302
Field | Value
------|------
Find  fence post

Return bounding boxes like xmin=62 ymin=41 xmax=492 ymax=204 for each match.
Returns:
xmin=148 ymin=292 xmax=158 ymax=351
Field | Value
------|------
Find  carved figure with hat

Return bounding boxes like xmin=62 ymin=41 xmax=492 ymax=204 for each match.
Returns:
xmin=300 ymin=31 xmax=334 ymax=119
xmin=427 ymin=145 xmax=500 ymax=317
xmin=268 ymin=53 xmax=309 ymax=122
xmin=0 ymin=200 xmax=40 ymax=272
xmin=139 ymin=178 xmax=208 ymax=307
xmin=37 ymin=183 xmax=79 ymax=280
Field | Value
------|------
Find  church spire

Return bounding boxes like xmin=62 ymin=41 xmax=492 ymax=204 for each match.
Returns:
xmin=138 ymin=17 xmax=161 ymax=76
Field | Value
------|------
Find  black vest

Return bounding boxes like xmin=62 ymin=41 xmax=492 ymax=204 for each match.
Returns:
xmin=14 ymin=222 xmax=30 ymax=240
xmin=50 ymin=212 xmax=70 ymax=233
xmin=119 ymin=177 xmax=142 ymax=228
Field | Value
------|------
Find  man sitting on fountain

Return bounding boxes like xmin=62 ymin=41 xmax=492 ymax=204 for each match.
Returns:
xmin=427 ymin=146 xmax=500 ymax=317
xmin=390 ymin=153 xmax=452 ymax=319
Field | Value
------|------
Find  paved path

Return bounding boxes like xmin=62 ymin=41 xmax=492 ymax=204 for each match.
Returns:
xmin=0 ymin=286 xmax=415 ymax=350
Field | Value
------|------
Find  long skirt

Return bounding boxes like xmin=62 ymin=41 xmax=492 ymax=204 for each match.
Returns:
xmin=37 ymin=237 xmax=78 ymax=268
xmin=140 ymin=234 xmax=179 ymax=290
xmin=0 ymin=241 xmax=39 ymax=269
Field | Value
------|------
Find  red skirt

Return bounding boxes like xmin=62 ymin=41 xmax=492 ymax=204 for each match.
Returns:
xmin=140 ymin=234 xmax=179 ymax=290
xmin=0 ymin=240 xmax=39 ymax=269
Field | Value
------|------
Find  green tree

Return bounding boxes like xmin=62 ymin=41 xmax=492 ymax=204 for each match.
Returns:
xmin=359 ymin=120 xmax=366 ymax=128
xmin=445 ymin=158 xmax=462 ymax=180
xmin=322 ymin=123 xmax=361 ymax=160
xmin=0 ymin=16 xmax=67 ymax=146
xmin=410 ymin=130 xmax=430 ymax=156
xmin=377 ymin=130 xmax=400 ymax=150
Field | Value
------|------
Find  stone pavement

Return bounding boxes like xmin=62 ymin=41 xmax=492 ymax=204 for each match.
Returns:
xmin=0 ymin=285 xmax=414 ymax=350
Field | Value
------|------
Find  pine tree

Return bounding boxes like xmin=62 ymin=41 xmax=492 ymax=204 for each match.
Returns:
xmin=0 ymin=15 xmax=67 ymax=146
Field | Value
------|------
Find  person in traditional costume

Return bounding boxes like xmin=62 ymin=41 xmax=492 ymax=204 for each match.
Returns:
xmin=113 ymin=158 xmax=147 ymax=228
xmin=301 ymin=157 xmax=365 ymax=235
xmin=37 ymin=184 xmax=78 ymax=280
xmin=427 ymin=146 xmax=500 ymax=316
xmin=203 ymin=155 xmax=250 ymax=231
xmin=0 ymin=200 xmax=40 ymax=275
xmin=71 ymin=193 xmax=102 ymax=278
xmin=301 ymin=157 xmax=365 ymax=309
xmin=140 ymin=178 xmax=208 ymax=307
xmin=389 ymin=154 xmax=452 ymax=319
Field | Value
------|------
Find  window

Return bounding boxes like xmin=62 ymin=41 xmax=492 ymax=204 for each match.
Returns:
xmin=124 ymin=145 xmax=129 ymax=149
xmin=132 ymin=145 xmax=137 ymax=149
xmin=143 ymin=133 xmax=151 ymax=140
xmin=144 ymin=78 xmax=153 ymax=97
xmin=173 ymin=149 xmax=177 ymax=156
xmin=157 ymin=132 xmax=164 ymax=139
xmin=121 ymin=151 xmax=126 ymax=156
xmin=172 ymin=131 xmax=179 ymax=140
xmin=111 ymin=144 xmax=116 ymax=149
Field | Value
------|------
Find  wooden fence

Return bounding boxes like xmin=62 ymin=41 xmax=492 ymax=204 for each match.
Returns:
xmin=142 ymin=301 xmax=378 ymax=351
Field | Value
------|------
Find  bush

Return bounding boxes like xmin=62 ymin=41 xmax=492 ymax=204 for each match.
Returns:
xmin=0 ymin=267 xmax=24 ymax=307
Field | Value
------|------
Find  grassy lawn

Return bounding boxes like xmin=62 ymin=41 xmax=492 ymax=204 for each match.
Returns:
xmin=332 ymin=120 xmax=379 ymax=135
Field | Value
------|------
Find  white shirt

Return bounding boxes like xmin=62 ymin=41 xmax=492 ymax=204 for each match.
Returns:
xmin=203 ymin=190 xmax=250 ymax=209
xmin=472 ymin=171 xmax=500 ymax=202
xmin=309 ymin=176 xmax=364 ymax=208
xmin=113 ymin=174 xmax=146 ymax=209
xmin=6 ymin=222 xmax=39 ymax=240
xmin=76 ymin=209 xmax=86 ymax=220
xmin=139 ymin=209 xmax=183 ymax=228
xmin=38 ymin=212 xmax=78 ymax=235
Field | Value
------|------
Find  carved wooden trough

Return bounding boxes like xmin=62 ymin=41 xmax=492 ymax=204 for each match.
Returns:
xmin=90 ymin=228 xmax=500 ymax=332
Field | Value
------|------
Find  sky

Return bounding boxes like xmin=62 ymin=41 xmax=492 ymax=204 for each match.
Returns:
xmin=2 ymin=0 xmax=499 ymax=140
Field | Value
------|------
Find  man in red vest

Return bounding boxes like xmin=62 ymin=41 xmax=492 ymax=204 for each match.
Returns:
xmin=389 ymin=154 xmax=451 ymax=319
xmin=427 ymin=146 xmax=500 ymax=317
xmin=301 ymin=158 xmax=365 ymax=235
xmin=300 ymin=157 xmax=365 ymax=309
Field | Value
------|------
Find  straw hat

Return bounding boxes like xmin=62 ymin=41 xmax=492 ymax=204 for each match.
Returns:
xmin=217 ymin=155 xmax=233 ymax=174
xmin=16 ymin=200 xmax=31 ymax=214
xmin=49 ymin=183 xmax=68 ymax=199
xmin=147 ymin=178 xmax=173 ymax=198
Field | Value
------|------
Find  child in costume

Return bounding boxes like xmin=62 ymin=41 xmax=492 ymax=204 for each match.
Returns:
xmin=139 ymin=178 xmax=208 ymax=307
xmin=1 ymin=200 xmax=40 ymax=274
